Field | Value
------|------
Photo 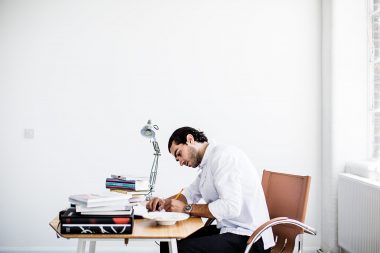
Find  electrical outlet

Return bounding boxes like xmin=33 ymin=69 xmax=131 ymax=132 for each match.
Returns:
xmin=24 ymin=128 xmax=35 ymax=139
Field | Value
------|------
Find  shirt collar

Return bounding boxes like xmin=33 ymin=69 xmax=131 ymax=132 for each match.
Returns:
xmin=198 ymin=140 xmax=215 ymax=170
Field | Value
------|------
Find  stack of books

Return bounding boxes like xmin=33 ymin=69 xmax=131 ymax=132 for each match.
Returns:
xmin=106 ymin=175 xmax=150 ymax=202
xmin=61 ymin=192 xmax=134 ymax=234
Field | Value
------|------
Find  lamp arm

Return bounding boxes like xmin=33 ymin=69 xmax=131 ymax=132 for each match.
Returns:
xmin=146 ymin=140 xmax=161 ymax=200
xmin=152 ymin=140 xmax=160 ymax=154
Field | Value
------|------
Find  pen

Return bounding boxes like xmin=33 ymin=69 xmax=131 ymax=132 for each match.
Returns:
xmin=174 ymin=188 xmax=183 ymax=200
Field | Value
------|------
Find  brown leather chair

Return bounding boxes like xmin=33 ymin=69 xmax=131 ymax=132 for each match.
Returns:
xmin=205 ymin=170 xmax=317 ymax=253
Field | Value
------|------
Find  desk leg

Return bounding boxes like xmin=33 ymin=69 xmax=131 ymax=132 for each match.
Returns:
xmin=89 ymin=241 xmax=96 ymax=253
xmin=168 ymin=239 xmax=178 ymax=253
xmin=76 ymin=239 xmax=86 ymax=253
xmin=76 ymin=240 xmax=96 ymax=253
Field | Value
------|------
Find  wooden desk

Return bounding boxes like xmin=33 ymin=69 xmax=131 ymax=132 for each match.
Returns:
xmin=50 ymin=216 xmax=204 ymax=253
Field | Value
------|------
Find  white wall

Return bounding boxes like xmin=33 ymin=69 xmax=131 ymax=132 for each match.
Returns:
xmin=0 ymin=0 xmax=321 ymax=251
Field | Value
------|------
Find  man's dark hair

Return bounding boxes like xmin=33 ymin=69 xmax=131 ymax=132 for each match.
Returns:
xmin=168 ymin=127 xmax=208 ymax=152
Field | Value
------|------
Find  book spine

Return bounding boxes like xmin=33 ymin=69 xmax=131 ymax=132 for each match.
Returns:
xmin=105 ymin=184 xmax=149 ymax=191
xmin=61 ymin=217 xmax=132 ymax=224
xmin=109 ymin=188 xmax=149 ymax=194
xmin=69 ymin=199 xmax=131 ymax=208
xmin=106 ymin=178 xmax=140 ymax=183
xmin=106 ymin=185 xmax=138 ymax=191
xmin=106 ymin=182 xmax=137 ymax=187
xmin=75 ymin=205 xmax=131 ymax=212
xmin=109 ymin=188 xmax=129 ymax=193
xmin=61 ymin=224 xmax=133 ymax=234
xmin=110 ymin=174 xmax=127 ymax=180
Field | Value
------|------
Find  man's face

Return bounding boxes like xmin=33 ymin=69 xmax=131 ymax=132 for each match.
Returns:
xmin=169 ymin=141 xmax=202 ymax=168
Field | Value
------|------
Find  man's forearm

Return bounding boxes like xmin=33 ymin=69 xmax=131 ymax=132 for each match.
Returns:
xmin=189 ymin=203 xmax=214 ymax=218
xmin=165 ymin=194 xmax=214 ymax=218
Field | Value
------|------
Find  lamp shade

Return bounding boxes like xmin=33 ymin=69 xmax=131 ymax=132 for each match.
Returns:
xmin=140 ymin=120 xmax=157 ymax=139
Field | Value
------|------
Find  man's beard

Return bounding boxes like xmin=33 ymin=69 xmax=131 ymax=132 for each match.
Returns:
xmin=189 ymin=146 xmax=202 ymax=168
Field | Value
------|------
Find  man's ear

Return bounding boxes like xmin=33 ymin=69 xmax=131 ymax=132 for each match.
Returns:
xmin=186 ymin=134 xmax=195 ymax=144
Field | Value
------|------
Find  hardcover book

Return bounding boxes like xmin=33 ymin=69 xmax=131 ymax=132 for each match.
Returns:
xmin=80 ymin=210 xmax=133 ymax=215
xmin=60 ymin=207 xmax=134 ymax=224
xmin=75 ymin=203 xmax=134 ymax=213
xmin=68 ymin=191 xmax=131 ymax=208
xmin=109 ymin=188 xmax=150 ymax=196
xmin=59 ymin=208 xmax=134 ymax=234
xmin=61 ymin=224 xmax=132 ymax=234
xmin=110 ymin=174 xmax=149 ymax=181
xmin=106 ymin=178 xmax=149 ymax=191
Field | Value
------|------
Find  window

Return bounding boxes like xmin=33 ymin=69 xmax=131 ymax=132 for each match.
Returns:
xmin=369 ymin=0 xmax=380 ymax=158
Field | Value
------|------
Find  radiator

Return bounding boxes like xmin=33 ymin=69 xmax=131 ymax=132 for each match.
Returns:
xmin=338 ymin=173 xmax=380 ymax=253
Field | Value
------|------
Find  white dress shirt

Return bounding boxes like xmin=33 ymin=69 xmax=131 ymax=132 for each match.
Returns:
xmin=182 ymin=142 xmax=275 ymax=250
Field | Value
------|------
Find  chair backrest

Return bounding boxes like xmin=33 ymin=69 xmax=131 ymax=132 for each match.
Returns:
xmin=261 ymin=170 xmax=311 ymax=253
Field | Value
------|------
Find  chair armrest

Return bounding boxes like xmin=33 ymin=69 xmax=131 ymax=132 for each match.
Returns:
xmin=204 ymin=218 xmax=216 ymax=227
xmin=247 ymin=217 xmax=317 ymax=245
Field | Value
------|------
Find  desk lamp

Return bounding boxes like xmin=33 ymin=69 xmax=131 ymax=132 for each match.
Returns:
xmin=140 ymin=120 xmax=161 ymax=200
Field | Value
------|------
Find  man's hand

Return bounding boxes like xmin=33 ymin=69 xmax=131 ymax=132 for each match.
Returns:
xmin=163 ymin=199 xmax=186 ymax=213
xmin=146 ymin=197 xmax=165 ymax=211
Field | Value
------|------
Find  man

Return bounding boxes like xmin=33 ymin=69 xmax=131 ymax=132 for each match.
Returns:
xmin=146 ymin=127 xmax=274 ymax=253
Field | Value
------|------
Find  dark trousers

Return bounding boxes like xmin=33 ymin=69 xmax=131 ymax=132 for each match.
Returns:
xmin=160 ymin=225 xmax=269 ymax=253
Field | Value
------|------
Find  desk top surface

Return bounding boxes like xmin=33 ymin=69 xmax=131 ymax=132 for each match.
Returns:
xmin=50 ymin=216 xmax=204 ymax=239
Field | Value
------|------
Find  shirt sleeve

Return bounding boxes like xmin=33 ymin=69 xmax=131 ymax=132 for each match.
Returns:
xmin=208 ymin=150 xmax=242 ymax=220
xmin=182 ymin=172 xmax=202 ymax=204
